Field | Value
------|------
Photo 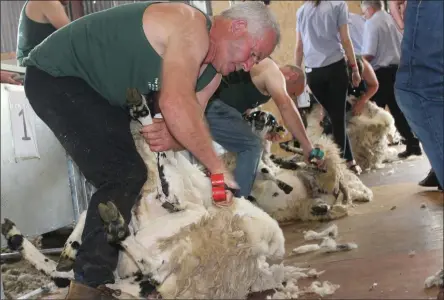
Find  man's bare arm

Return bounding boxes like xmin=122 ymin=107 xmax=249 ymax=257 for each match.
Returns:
xmin=362 ymin=55 xmax=375 ymax=62
xmin=196 ymin=74 xmax=222 ymax=113
xmin=389 ymin=0 xmax=406 ymax=31
xmin=159 ymin=15 xmax=225 ymax=174
xmin=360 ymin=58 xmax=379 ymax=103
xmin=40 ymin=1 xmax=70 ymax=29
xmin=294 ymin=31 xmax=304 ymax=68
xmin=264 ymin=64 xmax=313 ymax=154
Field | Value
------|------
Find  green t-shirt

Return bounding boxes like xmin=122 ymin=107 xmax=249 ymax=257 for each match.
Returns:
xmin=23 ymin=1 xmax=217 ymax=107
xmin=211 ymin=69 xmax=271 ymax=113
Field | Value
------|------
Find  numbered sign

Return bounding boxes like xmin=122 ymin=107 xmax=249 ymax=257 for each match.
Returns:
xmin=7 ymin=87 xmax=40 ymax=161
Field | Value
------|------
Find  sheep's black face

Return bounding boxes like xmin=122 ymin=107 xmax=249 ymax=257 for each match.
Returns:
xmin=243 ymin=110 xmax=285 ymax=136
xmin=347 ymin=80 xmax=367 ymax=105
xmin=127 ymin=89 xmax=160 ymax=120
xmin=245 ymin=110 xmax=267 ymax=131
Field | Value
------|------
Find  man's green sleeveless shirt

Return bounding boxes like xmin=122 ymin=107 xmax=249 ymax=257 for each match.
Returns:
xmin=212 ymin=70 xmax=271 ymax=114
xmin=23 ymin=1 xmax=218 ymax=107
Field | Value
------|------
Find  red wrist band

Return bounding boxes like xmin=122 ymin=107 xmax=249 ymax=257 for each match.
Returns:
xmin=211 ymin=173 xmax=226 ymax=202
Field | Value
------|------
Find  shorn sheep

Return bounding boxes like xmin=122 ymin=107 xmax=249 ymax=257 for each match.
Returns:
xmin=1 ymin=90 xmax=341 ymax=299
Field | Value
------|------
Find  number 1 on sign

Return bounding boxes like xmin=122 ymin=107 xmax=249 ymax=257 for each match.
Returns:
xmin=18 ymin=108 xmax=31 ymax=141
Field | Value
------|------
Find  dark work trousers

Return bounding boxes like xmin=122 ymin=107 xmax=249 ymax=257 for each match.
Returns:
xmin=24 ymin=66 xmax=147 ymax=287
xmin=373 ymin=65 xmax=420 ymax=148
xmin=306 ymin=58 xmax=355 ymax=162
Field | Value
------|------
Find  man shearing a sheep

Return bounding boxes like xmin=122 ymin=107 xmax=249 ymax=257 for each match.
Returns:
xmin=205 ymin=57 xmax=325 ymax=198
xmin=21 ymin=2 xmax=280 ymax=298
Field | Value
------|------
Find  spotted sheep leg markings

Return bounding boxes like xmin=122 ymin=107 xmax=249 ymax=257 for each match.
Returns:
xmin=1 ymin=218 xmax=73 ymax=288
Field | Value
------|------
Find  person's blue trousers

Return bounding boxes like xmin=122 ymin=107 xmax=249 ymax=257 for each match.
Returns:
xmin=394 ymin=0 xmax=444 ymax=187
xmin=205 ymin=99 xmax=262 ymax=197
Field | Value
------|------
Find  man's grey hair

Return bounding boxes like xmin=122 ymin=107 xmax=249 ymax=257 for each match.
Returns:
xmin=361 ymin=0 xmax=384 ymax=11
xmin=220 ymin=2 xmax=281 ymax=46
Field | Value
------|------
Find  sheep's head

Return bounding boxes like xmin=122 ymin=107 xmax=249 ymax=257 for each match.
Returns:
xmin=310 ymin=135 xmax=344 ymax=193
xmin=243 ymin=109 xmax=286 ymax=138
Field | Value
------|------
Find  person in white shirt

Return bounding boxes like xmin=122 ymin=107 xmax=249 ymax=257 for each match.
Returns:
xmin=361 ymin=0 xmax=421 ymax=159
xmin=295 ymin=0 xmax=362 ymax=175
xmin=348 ymin=12 xmax=366 ymax=55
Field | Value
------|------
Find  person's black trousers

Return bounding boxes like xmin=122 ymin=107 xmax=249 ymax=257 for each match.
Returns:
xmin=306 ymin=58 xmax=355 ymax=162
xmin=373 ymin=65 xmax=420 ymax=148
xmin=24 ymin=66 xmax=147 ymax=287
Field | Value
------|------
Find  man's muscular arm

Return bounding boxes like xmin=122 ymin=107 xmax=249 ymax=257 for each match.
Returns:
xmin=196 ymin=74 xmax=222 ymax=114
xmin=262 ymin=62 xmax=314 ymax=156
xmin=39 ymin=1 xmax=70 ymax=29
xmin=158 ymin=13 xmax=225 ymax=174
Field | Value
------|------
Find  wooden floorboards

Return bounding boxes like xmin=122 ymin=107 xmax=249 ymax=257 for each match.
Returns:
xmin=250 ymin=155 xmax=443 ymax=299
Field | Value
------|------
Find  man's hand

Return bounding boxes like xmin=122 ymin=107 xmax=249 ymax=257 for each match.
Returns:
xmin=304 ymin=146 xmax=327 ymax=172
xmin=140 ymin=118 xmax=184 ymax=152
xmin=351 ymin=70 xmax=361 ymax=88
xmin=212 ymin=171 xmax=239 ymax=207
xmin=352 ymin=100 xmax=366 ymax=116
xmin=1 ymin=71 xmax=22 ymax=85
xmin=265 ymin=132 xmax=282 ymax=142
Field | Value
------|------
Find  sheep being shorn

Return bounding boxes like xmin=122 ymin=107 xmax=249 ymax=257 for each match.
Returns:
xmin=296 ymin=104 xmax=374 ymax=204
xmin=2 ymin=90 xmax=332 ymax=299
xmin=346 ymin=96 xmax=400 ymax=170
xmin=297 ymin=89 xmax=402 ymax=170
xmin=217 ymin=108 xmax=372 ymax=224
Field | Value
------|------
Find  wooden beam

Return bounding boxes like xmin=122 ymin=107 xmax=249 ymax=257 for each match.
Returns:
xmin=70 ymin=0 xmax=84 ymax=20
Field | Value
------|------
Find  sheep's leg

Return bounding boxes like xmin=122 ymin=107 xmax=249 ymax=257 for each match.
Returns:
xmin=1 ymin=219 xmax=73 ymax=286
xmin=262 ymin=154 xmax=276 ymax=171
xmin=98 ymin=202 xmax=164 ymax=283
xmin=270 ymin=155 xmax=301 ymax=170
xmin=310 ymin=198 xmax=331 ymax=216
xmin=155 ymin=152 xmax=183 ymax=213
xmin=339 ymin=180 xmax=351 ymax=205
xmin=56 ymin=211 xmax=87 ymax=272
xmin=279 ymin=142 xmax=304 ymax=155
xmin=98 ymin=201 xmax=131 ymax=244
xmin=297 ymin=172 xmax=331 ymax=217
xmin=259 ymin=166 xmax=294 ymax=194
xmin=127 ymin=90 xmax=182 ymax=213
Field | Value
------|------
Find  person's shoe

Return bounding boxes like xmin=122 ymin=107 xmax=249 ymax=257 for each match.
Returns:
xmin=398 ymin=145 xmax=422 ymax=159
xmin=419 ymin=169 xmax=439 ymax=187
xmin=419 ymin=169 xmax=443 ymax=190
xmin=65 ymin=281 xmax=121 ymax=299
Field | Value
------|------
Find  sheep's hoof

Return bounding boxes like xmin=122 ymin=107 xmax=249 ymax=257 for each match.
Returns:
xmin=56 ymin=255 xmax=75 ymax=272
xmin=353 ymin=196 xmax=372 ymax=203
xmin=311 ymin=203 xmax=330 ymax=216
xmin=1 ymin=218 xmax=15 ymax=237
xmin=56 ymin=240 xmax=81 ymax=271
xmin=1 ymin=218 xmax=24 ymax=251
xmin=98 ymin=202 xmax=129 ymax=243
